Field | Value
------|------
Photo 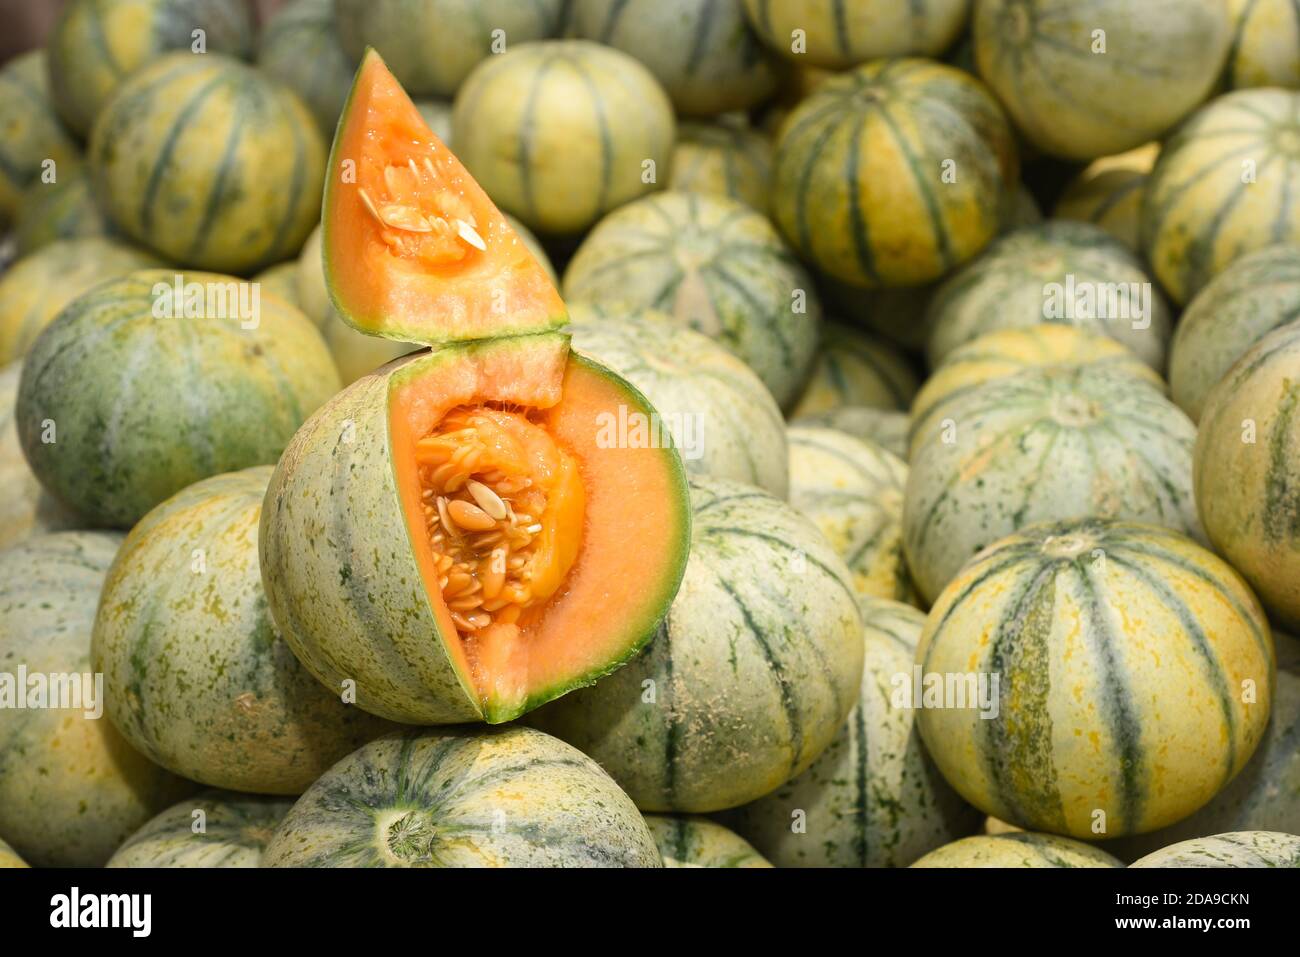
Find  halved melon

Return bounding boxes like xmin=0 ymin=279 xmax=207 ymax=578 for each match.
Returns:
xmin=323 ymin=49 xmax=566 ymax=343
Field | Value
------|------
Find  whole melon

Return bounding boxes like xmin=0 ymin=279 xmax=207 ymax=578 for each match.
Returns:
xmin=563 ymin=191 xmax=820 ymax=408
xmin=107 ymin=792 xmax=294 ymax=867
xmin=0 ymin=50 xmax=79 ymax=225
xmin=0 ymin=532 xmax=195 ymax=867
xmin=88 ymin=53 xmax=326 ymax=274
xmin=1131 ymin=831 xmax=1300 ymax=868
xmin=453 ymin=41 xmax=674 ymax=235
xmin=911 ymin=833 xmax=1123 ymax=868
xmin=973 ymin=0 xmax=1230 ymax=159
xmin=645 ymin=815 xmax=772 ymax=868
xmin=16 ymin=270 xmax=340 ymax=527
xmin=262 ymin=727 xmax=663 ymax=867
xmin=791 ymin=322 xmax=919 ymax=419
xmin=257 ymin=0 xmax=355 ymax=134
xmin=0 ymin=362 xmax=81 ymax=550
xmin=13 ymin=166 xmax=113 ymax=255
xmin=529 ymin=477 xmax=864 ymax=812
xmin=1223 ymin=0 xmax=1300 ymax=89
xmin=1053 ymin=143 xmax=1160 ymax=252
xmin=669 ymin=120 xmax=772 ymax=211
xmin=742 ymin=0 xmax=971 ymax=66
xmin=791 ymin=406 xmax=910 ymax=459
xmin=916 ymin=518 xmax=1274 ymax=839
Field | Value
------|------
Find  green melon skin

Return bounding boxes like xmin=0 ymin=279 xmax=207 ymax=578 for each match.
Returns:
xmin=0 ymin=836 xmax=27 ymax=868
xmin=1131 ymin=831 xmax=1300 ymax=868
xmin=644 ymin=815 xmax=771 ymax=868
xmin=925 ymin=221 xmax=1173 ymax=372
xmin=263 ymin=727 xmax=663 ymax=867
xmin=0 ymin=237 xmax=161 ymax=366
xmin=563 ymin=191 xmax=821 ymax=409
xmin=88 ymin=52 xmax=325 ymax=274
xmin=49 ymin=0 xmax=255 ymax=137
xmin=14 ymin=164 xmax=113 ymax=255
xmin=0 ymin=532 xmax=196 ymax=867
xmin=16 ymin=270 xmax=340 ymax=528
xmin=529 ymin=477 xmax=863 ymax=813
xmin=93 ymin=467 xmax=396 ymax=794
xmin=0 ymin=50 xmax=78 ymax=227
xmin=726 ymin=599 xmax=981 ymax=867
xmin=257 ymin=0 xmax=356 ymax=135
xmin=107 ymin=792 xmax=294 ymax=868
xmin=0 ymin=362 xmax=82 ymax=550
xmin=569 ymin=305 xmax=789 ymax=497
xmin=570 ymin=0 xmax=777 ymax=116
xmin=669 ymin=120 xmax=773 ymax=211
xmin=1224 ymin=0 xmax=1300 ymax=89
xmin=1169 ymin=243 xmax=1300 ymax=422
xmin=911 ymin=833 xmax=1124 ymax=869
xmin=260 ymin=334 xmax=690 ymax=726
xmin=791 ymin=322 xmax=919 ymax=420
xmin=791 ymin=406 xmax=910 ymax=460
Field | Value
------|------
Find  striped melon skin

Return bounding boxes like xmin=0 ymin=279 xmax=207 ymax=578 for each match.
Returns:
xmin=727 ymin=599 xmax=981 ymax=867
xmin=772 ymin=59 xmax=1018 ymax=287
xmin=792 ymin=406 xmax=910 ymax=459
xmin=911 ymin=833 xmax=1123 ymax=868
xmin=0 ymin=532 xmax=195 ymax=867
xmin=904 ymin=365 xmax=1201 ymax=604
xmin=1224 ymin=0 xmax=1300 ymax=89
xmin=92 ymin=467 xmax=395 ymax=794
xmin=1131 ymin=831 xmax=1300 ymax=867
xmin=791 ymin=322 xmax=919 ymax=419
xmin=453 ymin=40 xmax=675 ymax=235
xmin=16 ymin=271 xmax=340 ymax=528
xmin=254 ymin=261 xmax=301 ymax=308
xmin=916 ymin=518 xmax=1274 ymax=839
xmin=263 ymin=727 xmax=663 ymax=867
xmin=973 ymin=0 xmax=1230 ymax=160
xmin=742 ymin=0 xmax=971 ymax=66
xmin=0 ymin=363 xmax=81 ymax=551
xmin=669 ymin=120 xmax=773 ymax=211
xmin=1142 ymin=88 xmax=1300 ymax=305
xmin=1195 ymin=323 xmax=1300 ymax=629
xmin=49 ymin=0 xmax=255 ymax=137
xmin=569 ymin=307 xmax=789 ymax=497
xmin=88 ymin=53 xmax=326 ymax=274
xmin=1054 ymin=143 xmax=1160 ymax=253
xmin=644 ymin=815 xmax=772 ymax=868
xmin=13 ymin=166 xmax=113 ymax=255
xmin=336 ymin=0 xmax=566 ymax=98
xmin=563 ymin=191 xmax=820 ymax=408
xmin=529 ymin=477 xmax=864 ymax=812
xmin=909 ymin=325 xmax=1164 ymax=460
xmin=0 ymin=837 xmax=27 ymax=868
xmin=0 ymin=237 xmax=161 ymax=366
xmin=0 ymin=50 xmax=79 ymax=225
xmin=1170 ymin=244 xmax=1300 ymax=422
xmin=788 ymin=427 xmax=913 ymax=603
xmin=570 ymin=0 xmax=777 ymax=115
xmin=107 ymin=793 xmax=294 ymax=868
xmin=257 ymin=0 xmax=355 ymax=134
xmin=925 ymin=221 xmax=1173 ymax=372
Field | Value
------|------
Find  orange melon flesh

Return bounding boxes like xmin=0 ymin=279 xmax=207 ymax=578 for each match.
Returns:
xmin=325 ymin=49 xmax=566 ymax=343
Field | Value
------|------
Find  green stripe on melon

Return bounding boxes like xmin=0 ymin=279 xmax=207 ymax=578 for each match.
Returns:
xmin=563 ymin=190 xmax=820 ymax=408
xmin=1053 ymin=143 xmax=1160 ymax=253
xmin=257 ymin=0 xmax=356 ymax=135
xmin=1130 ymin=831 xmax=1300 ymax=867
xmin=644 ymin=815 xmax=772 ymax=868
xmin=1224 ymin=0 xmax=1300 ymax=90
xmin=107 ymin=792 xmax=294 ymax=868
xmin=917 ymin=518 xmax=1274 ymax=839
xmin=791 ymin=322 xmax=919 ymax=419
xmin=262 ymin=727 xmax=663 ymax=867
xmin=741 ymin=0 xmax=970 ymax=66
xmin=0 ymin=362 xmax=81 ymax=550
xmin=669 ymin=119 xmax=772 ymax=211
xmin=0 ymin=50 xmax=78 ymax=226
xmin=791 ymin=406 xmax=909 ymax=459
xmin=13 ymin=165 xmax=113 ymax=255
xmin=911 ymin=833 xmax=1123 ymax=868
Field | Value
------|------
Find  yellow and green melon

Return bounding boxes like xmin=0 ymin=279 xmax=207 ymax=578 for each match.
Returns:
xmin=0 ymin=50 xmax=78 ymax=226
xmin=1130 ymin=831 xmax=1300 ymax=868
xmin=1053 ymin=143 xmax=1160 ymax=252
xmin=742 ymin=0 xmax=971 ymax=66
xmin=107 ymin=793 xmax=294 ymax=868
xmin=791 ymin=322 xmax=919 ymax=419
xmin=644 ymin=815 xmax=772 ymax=868
xmin=911 ymin=833 xmax=1123 ymax=868
xmin=669 ymin=120 xmax=772 ymax=211
xmin=13 ymin=165 xmax=112 ymax=255
xmin=1223 ymin=0 xmax=1300 ymax=90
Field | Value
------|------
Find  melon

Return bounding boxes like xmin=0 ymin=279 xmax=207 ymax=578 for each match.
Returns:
xmin=669 ymin=120 xmax=772 ymax=211
xmin=262 ymin=727 xmax=663 ymax=867
xmin=107 ymin=793 xmax=294 ymax=868
xmin=1195 ymin=322 xmax=1300 ymax=629
xmin=788 ymin=427 xmax=913 ymax=603
xmin=16 ymin=270 xmax=340 ymax=527
xmin=0 ymin=50 xmax=78 ymax=226
xmin=771 ymin=58 xmax=1018 ymax=287
xmin=791 ymin=322 xmax=919 ymax=419
xmin=742 ymin=0 xmax=970 ymax=66
xmin=1224 ymin=0 xmax=1300 ymax=89
xmin=1131 ymin=831 xmax=1300 ymax=867
xmin=1169 ymin=243 xmax=1300 ymax=421
xmin=13 ymin=165 xmax=112 ymax=255
xmin=911 ymin=833 xmax=1124 ymax=868
xmin=792 ymin=406 xmax=910 ymax=459
xmin=925 ymin=221 xmax=1173 ymax=371
xmin=529 ymin=476 xmax=863 ymax=812
xmin=254 ymin=261 xmax=301 ymax=307
xmin=904 ymin=363 xmax=1201 ymax=604
xmin=335 ymin=0 xmax=567 ymax=98
xmin=916 ymin=518 xmax=1274 ymax=839
xmin=88 ymin=52 xmax=326 ymax=274
xmin=568 ymin=305 xmax=789 ymax=497
xmin=1053 ymin=143 xmax=1160 ymax=252
xmin=1142 ymin=88 xmax=1300 ymax=304
xmin=563 ymin=190 xmax=820 ymax=408
xmin=93 ymin=467 xmax=395 ymax=794
xmin=0 ymin=362 xmax=80 ymax=550
xmin=726 ymin=599 xmax=981 ymax=867
xmin=645 ymin=815 xmax=772 ymax=868
xmin=48 ymin=0 xmax=255 ymax=136
xmin=0 ymin=532 xmax=195 ymax=867
xmin=453 ymin=40 xmax=675 ymax=235
xmin=570 ymin=0 xmax=777 ymax=115
xmin=0 ymin=837 xmax=27 ymax=868
xmin=0 ymin=237 xmax=160 ymax=366
xmin=973 ymin=0 xmax=1230 ymax=160
xmin=257 ymin=0 xmax=355 ymax=134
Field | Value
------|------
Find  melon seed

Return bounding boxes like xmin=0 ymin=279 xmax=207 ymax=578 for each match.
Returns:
xmin=447 ymin=499 xmax=496 ymax=531
xmin=466 ymin=480 xmax=507 ymax=520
